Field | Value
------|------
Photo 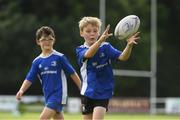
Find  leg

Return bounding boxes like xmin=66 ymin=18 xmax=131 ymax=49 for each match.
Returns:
xmin=92 ymin=106 xmax=106 ymax=120
xmin=81 ymin=96 xmax=93 ymax=120
xmin=40 ymin=107 xmax=56 ymax=120
xmin=53 ymin=112 xmax=64 ymax=120
xmin=83 ymin=114 xmax=93 ymax=120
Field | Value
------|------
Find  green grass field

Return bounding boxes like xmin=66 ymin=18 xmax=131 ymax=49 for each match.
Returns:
xmin=0 ymin=112 xmax=180 ymax=120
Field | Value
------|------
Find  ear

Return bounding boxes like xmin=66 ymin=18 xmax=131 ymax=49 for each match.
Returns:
xmin=80 ymin=31 xmax=84 ymax=37
xmin=36 ymin=40 xmax=40 ymax=45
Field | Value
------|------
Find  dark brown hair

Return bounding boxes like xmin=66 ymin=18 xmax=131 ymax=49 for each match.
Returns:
xmin=36 ymin=26 xmax=55 ymax=41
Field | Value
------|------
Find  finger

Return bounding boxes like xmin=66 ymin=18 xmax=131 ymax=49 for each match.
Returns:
xmin=108 ymin=33 xmax=113 ymax=37
xmin=16 ymin=96 xmax=21 ymax=101
xmin=104 ymin=24 xmax=110 ymax=33
xmin=16 ymin=92 xmax=22 ymax=98
xmin=16 ymin=96 xmax=21 ymax=100
xmin=17 ymin=95 xmax=22 ymax=101
xmin=134 ymin=37 xmax=140 ymax=40
xmin=17 ymin=97 xmax=21 ymax=101
xmin=106 ymin=24 xmax=110 ymax=30
xmin=133 ymin=41 xmax=138 ymax=44
xmin=16 ymin=95 xmax=20 ymax=100
xmin=133 ymin=31 xmax=140 ymax=36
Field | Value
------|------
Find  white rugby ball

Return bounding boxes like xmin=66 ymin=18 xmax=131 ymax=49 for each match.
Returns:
xmin=114 ymin=15 xmax=140 ymax=40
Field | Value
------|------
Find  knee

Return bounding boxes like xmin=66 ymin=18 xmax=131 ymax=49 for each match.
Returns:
xmin=53 ymin=113 xmax=64 ymax=120
xmin=39 ymin=114 xmax=48 ymax=120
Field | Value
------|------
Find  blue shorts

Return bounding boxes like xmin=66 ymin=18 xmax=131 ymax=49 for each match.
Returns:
xmin=46 ymin=101 xmax=63 ymax=113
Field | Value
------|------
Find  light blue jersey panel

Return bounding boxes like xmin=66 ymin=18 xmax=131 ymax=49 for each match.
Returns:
xmin=26 ymin=50 xmax=75 ymax=104
xmin=76 ymin=42 xmax=122 ymax=99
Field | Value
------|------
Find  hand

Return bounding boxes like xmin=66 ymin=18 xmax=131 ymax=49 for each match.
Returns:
xmin=99 ymin=24 xmax=113 ymax=42
xmin=127 ymin=32 xmax=140 ymax=45
xmin=16 ymin=90 xmax=24 ymax=101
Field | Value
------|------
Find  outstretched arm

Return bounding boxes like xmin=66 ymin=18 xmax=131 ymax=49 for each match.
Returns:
xmin=70 ymin=72 xmax=81 ymax=90
xmin=118 ymin=32 xmax=140 ymax=61
xmin=16 ymin=80 xmax=32 ymax=101
xmin=84 ymin=25 xmax=113 ymax=58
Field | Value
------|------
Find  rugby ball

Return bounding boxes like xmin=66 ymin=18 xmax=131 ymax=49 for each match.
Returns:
xmin=114 ymin=15 xmax=140 ymax=40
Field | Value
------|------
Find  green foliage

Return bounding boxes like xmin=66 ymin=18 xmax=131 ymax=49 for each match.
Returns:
xmin=0 ymin=0 xmax=180 ymax=97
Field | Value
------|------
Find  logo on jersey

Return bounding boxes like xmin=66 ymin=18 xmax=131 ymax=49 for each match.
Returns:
xmin=92 ymin=62 xmax=97 ymax=66
xmin=51 ymin=61 xmax=57 ymax=66
xmin=39 ymin=64 xmax=42 ymax=68
xmin=44 ymin=67 xmax=49 ymax=71
xmin=100 ymin=52 xmax=105 ymax=58
xmin=39 ymin=61 xmax=58 ymax=75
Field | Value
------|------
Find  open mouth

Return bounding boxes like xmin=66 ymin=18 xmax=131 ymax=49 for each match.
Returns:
xmin=90 ymin=38 xmax=96 ymax=41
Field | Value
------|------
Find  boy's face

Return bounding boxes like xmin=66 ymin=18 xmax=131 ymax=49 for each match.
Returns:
xmin=37 ymin=35 xmax=55 ymax=51
xmin=80 ymin=24 xmax=100 ymax=46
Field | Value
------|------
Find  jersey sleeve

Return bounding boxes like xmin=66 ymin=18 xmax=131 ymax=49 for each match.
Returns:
xmin=25 ymin=61 xmax=39 ymax=83
xmin=76 ymin=46 xmax=88 ymax=66
xmin=107 ymin=43 xmax=122 ymax=60
xmin=60 ymin=55 xmax=75 ymax=75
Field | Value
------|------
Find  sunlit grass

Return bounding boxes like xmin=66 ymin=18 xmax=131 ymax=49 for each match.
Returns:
xmin=0 ymin=112 xmax=180 ymax=120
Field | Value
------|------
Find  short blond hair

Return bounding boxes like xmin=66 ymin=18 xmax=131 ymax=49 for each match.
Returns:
xmin=79 ymin=16 xmax=102 ymax=32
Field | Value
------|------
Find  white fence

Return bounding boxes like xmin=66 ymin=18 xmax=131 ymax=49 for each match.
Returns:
xmin=1 ymin=95 xmax=180 ymax=115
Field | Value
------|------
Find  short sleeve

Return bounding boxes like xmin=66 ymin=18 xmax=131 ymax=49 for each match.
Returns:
xmin=76 ymin=46 xmax=88 ymax=66
xmin=107 ymin=44 xmax=122 ymax=60
xmin=25 ymin=61 xmax=39 ymax=83
xmin=60 ymin=55 xmax=75 ymax=75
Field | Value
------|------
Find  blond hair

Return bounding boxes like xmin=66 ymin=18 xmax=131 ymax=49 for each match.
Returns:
xmin=79 ymin=16 xmax=102 ymax=32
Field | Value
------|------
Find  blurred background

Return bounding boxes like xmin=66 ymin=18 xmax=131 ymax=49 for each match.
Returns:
xmin=0 ymin=0 xmax=180 ymax=118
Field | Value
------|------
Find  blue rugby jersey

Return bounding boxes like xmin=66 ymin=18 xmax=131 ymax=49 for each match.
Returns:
xmin=76 ymin=42 xmax=122 ymax=99
xmin=26 ymin=50 xmax=75 ymax=104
